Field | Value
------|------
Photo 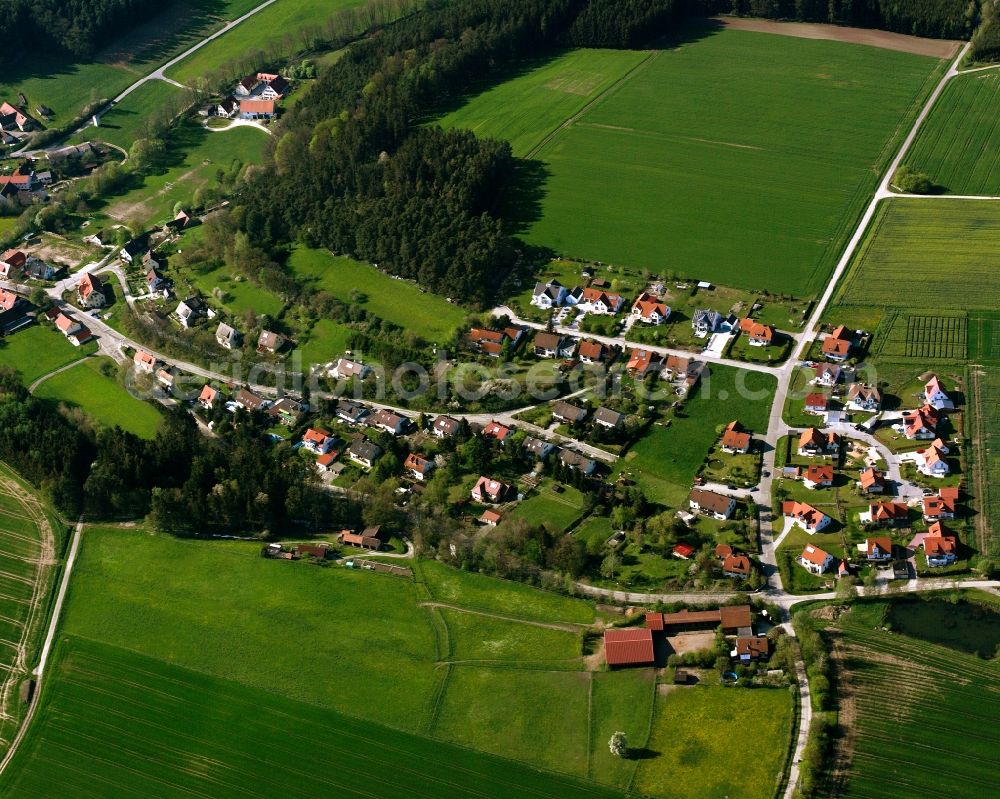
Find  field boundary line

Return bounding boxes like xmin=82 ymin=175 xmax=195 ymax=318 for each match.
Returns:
xmin=584 ymin=671 xmax=593 ymax=780
xmin=523 ymin=49 xmax=661 ymax=161
xmin=968 ymin=366 xmax=989 ymax=556
xmin=626 ymin=673 xmax=659 ymax=796
xmin=420 ymin=601 xmax=590 ymax=632
xmin=422 ymin=663 xmax=451 ymax=736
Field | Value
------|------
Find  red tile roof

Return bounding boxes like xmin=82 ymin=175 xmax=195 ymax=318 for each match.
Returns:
xmin=721 ymin=420 xmax=751 ymax=451
xmin=604 ymin=628 xmax=654 ymax=666
xmin=645 ymin=612 xmax=664 ymax=631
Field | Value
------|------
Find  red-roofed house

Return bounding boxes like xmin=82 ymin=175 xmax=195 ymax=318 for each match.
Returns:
xmin=626 ymin=348 xmax=661 ymax=377
xmin=630 ymin=292 xmax=670 ymax=325
xmin=722 ymin=554 xmax=752 ymax=579
xmin=797 ymin=428 xmax=840 ymax=457
xmin=923 ymin=374 xmax=954 ymax=410
xmin=858 ymin=467 xmax=886 ymax=494
xmin=77 ymin=272 xmax=106 ymax=308
xmin=134 ymin=350 xmax=157 ymax=373
xmin=479 ymin=509 xmax=502 ymax=526
xmin=302 ymin=428 xmax=336 ymax=455
xmin=738 ymin=318 xmax=774 ymax=346
xmin=577 ymin=286 xmax=624 ymax=314
xmin=799 ymin=544 xmax=834 ymax=574
xmin=860 ymin=501 xmax=909 ymax=528
xmin=578 ymin=339 xmax=608 ymax=363
xmin=721 ymin=420 xmax=752 ymax=454
xmin=198 ymin=384 xmax=220 ymax=410
xmin=804 ymin=393 xmax=829 ymax=415
xmin=922 ymin=521 xmax=958 ymax=566
xmin=735 ymin=636 xmax=770 ymax=661
xmin=239 ymin=98 xmax=276 ymax=119
xmin=404 ymin=452 xmax=436 ymax=481
xmin=822 ymin=325 xmax=854 ymax=361
xmin=864 ymin=536 xmax=893 ymax=561
xmin=672 ymin=543 xmax=696 ymax=560
xmin=803 ymin=464 xmax=834 ymax=490
xmin=604 ymin=627 xmax=654 ymax=667
xmin=0 ymin=249 xmax=26 ymax=278
xmin=0 ymin=289 xmax=20 ymax=312
xmin=903 ymin=406 xmax=938 ymax=440
xmin=922 ymin=487 xmax=959 ymax=521
xmin=482 ymin=420 xmax=513 ymax=444
xmin=783 ymin=501 xmax=832 ymax=533
xmin=917 ymin=441 xmax=950 ymax=478
xmin=471 ymin=476 xmax=513 ymax=504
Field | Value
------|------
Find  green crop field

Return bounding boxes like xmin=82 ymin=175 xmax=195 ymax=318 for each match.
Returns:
xmin=34 ymin=358 xmax=163 ymax=438
xmin=437 ymin=29 xmax=943 ymax=296
xmin=0 ymin=637 xmax=625 ymax=799
xmin=0 ymin=324 xmax=95 ymax=387
xmin=836 ymin=199 xmax=1000 ymax=312
xmin=419 ymin=559 xmax=595 ymax=624
xmin=968 ymin=311 xmax=1000 ymax=362
xmin=105 ymin=121 xmax=268 ymax=226
xmin=970 ymin=367 xmax=1000 ymax=554
xmin=75 ymin=79 xmax=186 ymax=151
xmin=634 ymin=684 xmax=794 ymax=799
xmin=287 ymin=247 xmax=467 ymax=343
xmin=437 ymin=49 xmax=649 ymax=156
xmin=613 ymin=365 xmax=775 ymax=507
xmin=901 ymin=71 xmax=1000 ymax=195
xmin=166 ymin=0 xmax=366 ymax=86
xmin=827 ymin=600 xmax=1000 ymax=799
xmin=867 ymin=310 xmax=969 ymax=363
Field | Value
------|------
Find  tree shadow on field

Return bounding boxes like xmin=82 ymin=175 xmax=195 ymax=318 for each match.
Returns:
xmin=627 ymin=747 xmax=660 ymax=761
xmin=497 ymin=158 xmax=551 ymax=235
xmin=646 ymin=16 xmax=727 ymax=52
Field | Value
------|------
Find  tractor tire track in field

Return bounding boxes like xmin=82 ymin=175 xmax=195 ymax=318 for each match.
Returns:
xmin=419 ymin=602 xmax=590 ymax=633
xmin=523 ymin=49 xmax=661 ymax=161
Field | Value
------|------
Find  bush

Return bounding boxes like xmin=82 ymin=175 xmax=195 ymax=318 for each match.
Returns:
xmin=893 ymin=165 xmax=936 ymax=194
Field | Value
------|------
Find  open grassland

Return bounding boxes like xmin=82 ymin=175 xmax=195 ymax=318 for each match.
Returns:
xmin=287 ymin=247 xmax=467 ymax=343
xmin=438 ymin=28 xmax=943 ymax=296
xmin=0 ymin=0 xmax=264 ymax=122
xmin=588 ymin=669 xmax=656 ymax=788
xmin=166 ymin=0 xmax=366 ymax=86
xmin=105 ymin=121 xmax=267 ymax=227
xmin=634 ymin=684 xmax=794 ymax=799
xmin=436 ymin=49 xmax=648 ymax=156
xmin=835 ymin=199 xmax=1000 ymax=312
xmin=0 ymin=466 xmax=55 ymax=750
xmin=0 ymin=638 xmax=626 ymax=799
xmin=61 ymin=528 xmax=438 ymax=731
xmin=75 ymin=80 xmax=185 ymax=151
xmin=901 ymin=71 xmax=1000 ymax=195
xmin=0 ymin=324 xmax=95 ymax=387
xmin=419 ymin=559 xmax=595 ymax=624
xmin=829 ymin=600 xmax=1000 ymax=799
xmin=439 ymin=608 xmax=582 ymax=665
xmin=431 ymin=666 xmax=592 ymax=775
xmin=34 ymin=358 xmax=163 ymax=438
xmin=614 ymin=365 xmax=775 ymax=507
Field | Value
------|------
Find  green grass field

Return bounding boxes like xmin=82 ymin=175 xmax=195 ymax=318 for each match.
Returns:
xmin=0 ymin=637 xmax=625 ymax=799
xmin=901 ymin=71 xmax=1000 ymax=195
xmin=0 ymin=324 xmax=95 ymax=387
xmin=75 ymin=79 xmax=185 ymax=151
xmin=438 ymin=29 xmax=943 ymax=296
xmin=105 ymin=121 xmax=268 ymax=226
xmin=287 ymin=247 xmax=467 ymax=343
xmin=510 ymin=481 xmax=586 ymax=533
xmin=835 ymin=199 xmax=1000 ymax=312
xmin=968 ymin=311 xmax=1000 ymax=362
xmin=34 ymin=358 xmax=163 ymax=438
xmin=419 ymin=559 xmax=595 ymax=625
xmin=440 ymin=607 xmax=582 ymax=665
xmin=166 ymin=0 xmax=366 ymax=86
xmin=588 ymin=669 xmax=656 ymax=787
xmin=828 ymin=600 xmax=1000 ymax=799
xmin=634 ymin=685 xmax=794 ymax=799
xmin=614 ymin=365 xmax=775 ymax=507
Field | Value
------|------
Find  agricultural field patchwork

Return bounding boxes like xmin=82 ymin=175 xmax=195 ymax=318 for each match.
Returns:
xmin=438 ymin=28 xmax=944 ymax=296
xmin=0 ymin=638 xmax=625 ymax=799
xmin=868 ymin=310 xmax=968 ymax=362
xmin=901 ymin=70 xmax=1000 ymax=195
xmin=835 ymin=199 xmax=1000 ymax=312
xmin=825 ymin=599 xmax=1000 ymax=799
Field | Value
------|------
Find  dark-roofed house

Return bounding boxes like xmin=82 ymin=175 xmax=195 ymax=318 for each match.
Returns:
xmin=552 ymin=400 xmax=587 ymax=424
xmin=336 ymin=399 xmax=369 ymax=425
xmin=234 ymin=388 xmax=268 ymax=412
xmin=692 ymin=309 xmax=723 ymax=336
xmin=257 ymin=330 xmax=285 ymax=354
xmin=533 ymin=331 xmax=574 ymax=359
xmin=432 ymin=414 xmax=461 ymax=438
xmin=348 ymin=438 xmax=383 ymax=469
xmin=594 ymin=407 xmax=624 ymax=429
xmin=369 ymin=408 xmax=408 ymax=436
xmin=523 ymin=436 xmax=555 ymax=460
xmin=559 ymin=449 xmax=597 ymax=476
xmin=688 ymin=489 xmax=736 ymax=520
xmin=604 ymin=627 xmax=654 ymax=668
xmin=530 ymin=279 xmax=568 ymax=309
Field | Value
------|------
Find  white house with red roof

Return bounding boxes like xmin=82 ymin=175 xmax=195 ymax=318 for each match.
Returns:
xmin=799 ymin=544 xmax=834 ymax=574
xmin=821 ymin=325 xmax=854 ymax=361
xmin=922 ymin=521 xmax=958 ymax=566
xmin=922 ymin=374 xmax=954 ymax=411
xmin=198 ymin=384 xmax=220 ymax=410
xmin=630 ymin=291 xmax=670 ymax=325
xmin=783 ymin=501 xmax=832 ymax=534
xmin=922 ymin=487 xmax=958 ymax=521
xmin=133 ymin=350 xmax=157 ymax=373
xmin=482 ymin=420 xmax=513 ymax=444
xmin=302 ymin=428 xmax=336 ymax=455
xmin=902 ymin=405 xmax=939 ymax=440
xmin=738 ymin=318 xmax=774 ymax=347
xmin=471 ymin=476 xmax=513 ymax=504
xmin=77 ymin=273 xmax=106 ymax=309
xmin=576 ymin=286 xmax=624 ymax=315
xmin=916 ymin=440 xmax=950 ymax=478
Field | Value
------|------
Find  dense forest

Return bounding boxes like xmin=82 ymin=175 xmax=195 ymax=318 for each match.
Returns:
xmin=0 ymin=0 xmax=166 ymax=62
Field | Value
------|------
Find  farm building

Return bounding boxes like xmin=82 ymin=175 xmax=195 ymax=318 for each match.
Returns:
xmin=604 ymin=627 xmax=654 ymax=668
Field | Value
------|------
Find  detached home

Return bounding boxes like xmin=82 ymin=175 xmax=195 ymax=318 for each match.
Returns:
xmin=576 ymin=287 xmax=624 ymax=315
xmin=176 ymin=297 xmax=209 ymax=328
xmin=369 ymin=409 xmax=408 ymax=436
xmin=0 ymin=249 xmax=25 ymax=278
xmin=559 ymin=449 xmax=597 ymax=475
xmin=631 ymin=291 xmax=670 ymax=325
xmin=689 ymin=489 xmax=736 ymax=520
xmin=858 ymin=467 xmax=886 ymax=494
xmin=783 ymin=501 xmax=832 ymax=534
xmin=864 ymin=536 xmax=893 ymax=562
xmin=802 ymin=464 xmax=834 ymax=490
xmin=594 ymin=407 xmax=624 ymax=430
xmin=917 ymin=440 xmax=950 ymax=478
xmin=331 ymin=357 xmax=371 ymax=380
xmin=216 ymin=322 xmax=241 ymax=349
xmin=626 ymin=348 xmax=661 ymax=377
xmin=531 ymin=280 xmax=568 ymax=309
xmin=578 ymin=339 xmax=608 ymax=364
xmin=552 ymin=401 xmax=587 ymax=425
xmin=847 ymin=383 xmax=881 ymax=412
xmin=77 ymin=273 xmax=106 ymax=309
xmin=523 ymin=436 xmax=555 ymax=460
xmin=302 ymin=428 xmax=336 ymax=455
xmin=822 ymin=325 xmax=855 ymax=361
xmin=721 ymin=420 xmax=752 ymax=454
xmin=922 ymin=521 xmax=958 ymax=566
xmin=404 ymin=453 xmax=435 ymax=481
xmin=799 ymin=544 xmax=834 ymax=574
xmin=738 ymin=318 xmax=774 ymax=347
xmin=482 ymin=420 xmax=513 ymax=445
xmin=812 ymin=363 xmax=842 ymax=387
xmin=432 ymin=414 xmax=461 ymax=438
xmin=348 ymin=439 xmax=382 ymax=469
xmin=923 ymin=374 xmax=954 ymax=411
xmin=471 ymin=476 xmax=513 ymax=504
xmin=692 ymin=309 xmax=723 ymax=336
xmin=133 ymin=350 xmax=157 ymax=373
xmin=797 ymin=428 xmax=840 ymax=457
xmin=533 ymin=331 xmax=574 ymax=359
xmin=922 ymin=487 xmax=959 ymax=521
xmin=198 ymin=384 xmax=220 ymax=410
xmin=336 ymin=399 xmax=369 ymax=426
xmin=257 ymin=330 xmax=285 ymax=354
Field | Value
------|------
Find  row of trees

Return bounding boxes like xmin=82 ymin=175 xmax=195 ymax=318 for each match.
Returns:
xmin=694 ymin=0 xmax=979 ymax=39
xmin=0 ymin=0 xmax=165 ymax=62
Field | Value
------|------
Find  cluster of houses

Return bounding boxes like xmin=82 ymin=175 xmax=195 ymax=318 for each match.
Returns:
xmin=205 ymin=72 xmax=290 ymax=121
xmin=0 ymin=101 xmax=37 ymax=146
xmin=604 ymin=604 xmax=767 ymax=668
xmin=0 ymin=287 xmax=31 ymax=333
xmin=262 ymin=526 xmax=389 ymax=559
xmin=45 ymin=305 xmax=93 ymax=346
xmin=0 ymin=160 xmax=51 ymax=208
xmin=0 ymin=248 xmax=56 ymax=281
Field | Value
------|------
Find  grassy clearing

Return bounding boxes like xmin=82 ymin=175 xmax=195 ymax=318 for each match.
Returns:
xmin=588 ymin=669 xmax=656 ymax=787
xmin=34 ymin=358 xmax=162 ymax=438
xmin=436 ymin=49 xmax=648 ymax=156
xmin=510 ymin=480 xmax=586 ymax=533
xmin=419 ymin=559 xmax=595 ymax=624
xmin=432 ymin=666 xmax=592 ymax=775
xmin=439 ymin=28 xmax=943 ymax=296
xmin=634 ymin=685 xmax=794 ymax=799
xmin=835 ymin=199 xmax=1000 ymax=312
xmin=902 ymin=70 xmax=1000 ymax=195
xmin=75 ymin=79 xmax=185 ymax=151
xmin=0 ymin=637 xmax=625 ymax=799
xmin=61 ymin=527 xmax=438 ymax=731
xmin=0 ymin=324 xmax=95 ymax=387
xmin=287 ymin=247 xmax=467 ymax=343
xmin=167 ymin=0 xmax=366 ymax=86
xmin=614 ymin=366 xmax=775 ymax=507
xmin=828 ymin=600 xmax=1000 ymax=799
xmin=440 ymin=608 xmax=582 ymax=664
xmin=105 ymin=121 xmax=267 ymax=227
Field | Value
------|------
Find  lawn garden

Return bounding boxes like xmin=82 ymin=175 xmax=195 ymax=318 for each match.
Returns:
xmin=0 ymin=324 xmax=96 ymax=387
xmin=510 ymin=479 xmax=587 ymax=533
xmin=439 ymin=27 xmax=944 ymax=297
xmin=901 ymin=70 xmax=1000 ymax=195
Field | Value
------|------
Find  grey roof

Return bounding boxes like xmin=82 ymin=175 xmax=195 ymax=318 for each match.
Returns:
xmin=594 ymin=407 xmax=624 ymax=427
xmin=349 ymin=439 xmax=382 ymax=461
xmin=558 ymin=449 xmax=596 ymax=473
xmin=523 ymin=437 xmax=553 ymax=457
xmin=337 ymin=399 xmax=369 ymax=421
xmin=693 ymin=309 xmax=722 ymax=329
xmin=552 ymin=401 xmax=587 ymax=423
xmin=433 ymin=414 xmax=461 ymax=435
xmin=533 ymin=280 xmax=563 ymax=299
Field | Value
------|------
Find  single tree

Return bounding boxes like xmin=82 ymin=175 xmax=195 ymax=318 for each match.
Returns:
xmin=608 ymin=731 xmax=628 ymax=759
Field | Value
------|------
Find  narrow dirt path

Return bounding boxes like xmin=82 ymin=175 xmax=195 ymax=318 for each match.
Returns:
xmin=28 ymin=357 xmax=91 ymax=394
xmin=419 ymin=601 xmax=591 ymax=633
